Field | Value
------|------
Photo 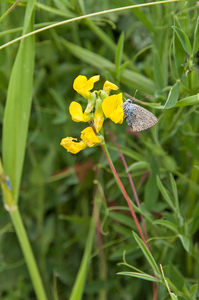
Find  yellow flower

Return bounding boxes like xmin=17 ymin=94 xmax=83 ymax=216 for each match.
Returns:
xmin=102 ymin=93 xmax=124 ymax=124
xmin=69 ymin=102 xmax=92 ymax=122
xmin=60 ymin=127 xmax=103 ymax=154
xmin=73 ymin=75 xmax=100 ymax=98
xmin=103 ymin=81 xmax=118 ymax=94
xmin=93 ymin=99 xmax=104 ymax=132
xmin=81 ymin=127 xmax=101 ymax=147
xmin=60 ymin=137 xmax=87 ymax=154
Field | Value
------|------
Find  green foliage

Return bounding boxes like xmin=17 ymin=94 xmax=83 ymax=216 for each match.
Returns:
xmin=1 ymin=0 xmax=199 ymax=299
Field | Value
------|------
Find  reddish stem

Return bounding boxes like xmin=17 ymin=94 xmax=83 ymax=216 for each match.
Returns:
xmin=112 ymin=137 xmax=149 ymax=244
xmin=101 ymin=143 xmax=158 ymax=300
xmin=100 ymin=144 xmax=147 ymax=247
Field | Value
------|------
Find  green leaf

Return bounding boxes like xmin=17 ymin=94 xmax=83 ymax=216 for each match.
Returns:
xmin=153 ymin=220 xmax=178 ymax=234
xmin=133 ymin=232 xmax=161 ymax=277
xmin=130 ymin=0 xmax=154 ymax=32
xmin=117 ymin=61 xmax=130 ymax=76
xmin=164 ymin=81 xmax=180 ymax=109
xmin=2 ymin=2 xmax=35 ymax=203
xmin=190 ymin=284 xmax=198 ymax=300
xmin=173 ymin=21 xmax=185 ymax=78
xmin=156 ymin=176 xmax=176 ymax=211
xmin=109 ymin=211 xmax=137 ymax=230
xmin=69 ymin=215 xmax=97 ymax=300
xmin=115 ymin=32 xmax=124 ymax=74
xmin=145 ymin=156 xmax=159 ymax=210
xmin=174 ymin=94 xmax=199 ymax=107
xmin=108 ymin=144 xmax=147 ymax=162
xmin=160 ymin=265 xmax=179 ymax=300
xmin=61 ymin=39 xmax=156 ymax=95
xmin=191 ymin=201 xmax=199 ymax=234
xmin=172 ymin=26 xmax=192 ymax=55
xmin=178 ymin=235 xmax=189 ymax=252
xmin=127 ymin=161 xmax=149 ymax=172
xmin=117 ymin=272 xmax=160 ymax=282
xmin=154 ymin=49 xmax=165 ymax=89
xmin=169 ymin=173 xmax=179 ymax=209
xmin=193 ymin=18 xmax=199 ymax=55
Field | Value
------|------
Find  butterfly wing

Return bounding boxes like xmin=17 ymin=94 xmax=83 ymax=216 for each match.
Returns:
xmin=129 ymin=104 xmax=158 ymax=132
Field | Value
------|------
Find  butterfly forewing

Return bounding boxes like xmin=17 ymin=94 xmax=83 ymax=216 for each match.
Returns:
xmin=123 ymin=100 xmax=158 ymax=132
xmin=129 ymin=104 xmax=158 ymax=131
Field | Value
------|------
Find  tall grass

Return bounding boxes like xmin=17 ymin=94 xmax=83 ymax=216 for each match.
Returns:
xmin=0 ymin=0 xmax=199 ymax=299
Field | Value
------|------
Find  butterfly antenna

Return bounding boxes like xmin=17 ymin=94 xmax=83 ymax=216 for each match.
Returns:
xmin=124 ymin=92 xmax=151 ymax=105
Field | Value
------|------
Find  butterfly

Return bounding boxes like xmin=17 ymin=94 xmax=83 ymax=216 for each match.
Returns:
xmin=123 ymin=99 xmax=158 ymax=132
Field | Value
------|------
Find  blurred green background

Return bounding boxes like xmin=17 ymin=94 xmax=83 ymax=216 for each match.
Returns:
xmin=0 ymin=0 xmax=199 ymax=299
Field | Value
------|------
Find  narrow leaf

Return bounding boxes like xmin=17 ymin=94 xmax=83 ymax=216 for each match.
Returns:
xmin=178 ymin=235 xmax=190 ymax=252
xmin=145 ymin=155 xmax=159 ymax=210
xmin=154 ymin=50 xmax=165 ymax=89
xmin=169 ymin=173 xmax=179 ymax=209
xmin=172 ymin=26 xmax=192 ymax=55
xmin=191 ymin=201 xmax=199 ymax=234
xmin=133 ymin=232 xmax=161 ymax=277
xmin=173 ymin=31 xmax=185 ymax=78
xmin=153 ymin=220 xmax=178 ymax=234
xmin=115 ymin=32 xmax=124 ymax=73
xmin=173 ymin=20 xmax=185 ymax=78
xmin=2 ymin=3 xmax=35 ymax=203
xmin=190 ymin=284 xmax=198 ymax=299
xmin=61 ymin=39 xmax=156 ymax=95
xmin=69 ymin=214 xmax=97 ymax=300
xmin=127 ymin=161 xmax=149 ymax=172
xmin=117 ymin=272 xmax=160 ymax=282
xmin=164 ymin=81 xmax=180 ymax=109
xmin=193 ymin=18 xmax=199 ymax=55
xmin=174 ymin=94 xmax=199 ymax=107
xmin=156 ymin=176 xmax=176 ymax=211
xmin=160 ymin=265 xmax=178 ymax=300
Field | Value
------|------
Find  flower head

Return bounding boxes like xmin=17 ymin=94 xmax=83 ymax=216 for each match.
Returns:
xmin=73 ymin=75 xmax=100 ymax=99
xmin=61 ymin=75 xmax=124 ymax=154
xmin=102 ymin=93 xmax=124 ymax=124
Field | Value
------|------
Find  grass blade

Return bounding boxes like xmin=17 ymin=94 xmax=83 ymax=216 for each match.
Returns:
xmin=2 ymin=2 xmax=35 ymax=203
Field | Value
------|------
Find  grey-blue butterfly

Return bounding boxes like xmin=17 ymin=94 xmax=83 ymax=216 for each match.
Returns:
xmin=123 ymin=99 xmax=158 ymax=132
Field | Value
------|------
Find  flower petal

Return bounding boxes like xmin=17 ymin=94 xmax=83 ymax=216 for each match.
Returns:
xmin=69 ymin=102 xmax=85 ymax=122
xmin=60 ymin=137 xmax=87 ymax=154
xmin=109 ymin=107 xmax=124 ymax=124
xmin=81 ymin=127 xmax=101 ymax=147
xmin=73 ymin=75 xmax=100 ymax=98
xmin=94 ymin=109 xmax=104 ymax=132
xmin=93 ymin=98 xmax=104 ymax=132
xmin=103 ymin=81 xmax=118 ymax=93
xmin=102 ymin=93 xmax=124 ymax=123
xmin=69 ymin=101 xmax=92 ymax=122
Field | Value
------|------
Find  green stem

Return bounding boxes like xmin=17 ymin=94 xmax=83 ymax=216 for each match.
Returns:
xmin=9 ymin=208 xmax=48 ymax=300
xmin=0 ymin=158 xmax=47 ymax=300
xmin=69 ymin=202 xmax=97 ymax=300
xmin=0 ymin=0 xmax=21 ymax=23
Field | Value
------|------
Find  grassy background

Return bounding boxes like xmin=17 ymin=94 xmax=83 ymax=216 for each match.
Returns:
xmin=0 ymin=0 xmax=199 ymax=299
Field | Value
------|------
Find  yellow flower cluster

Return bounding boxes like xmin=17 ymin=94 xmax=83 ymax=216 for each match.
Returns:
xmin=60 ymin=75 xmax=124 ymax=154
